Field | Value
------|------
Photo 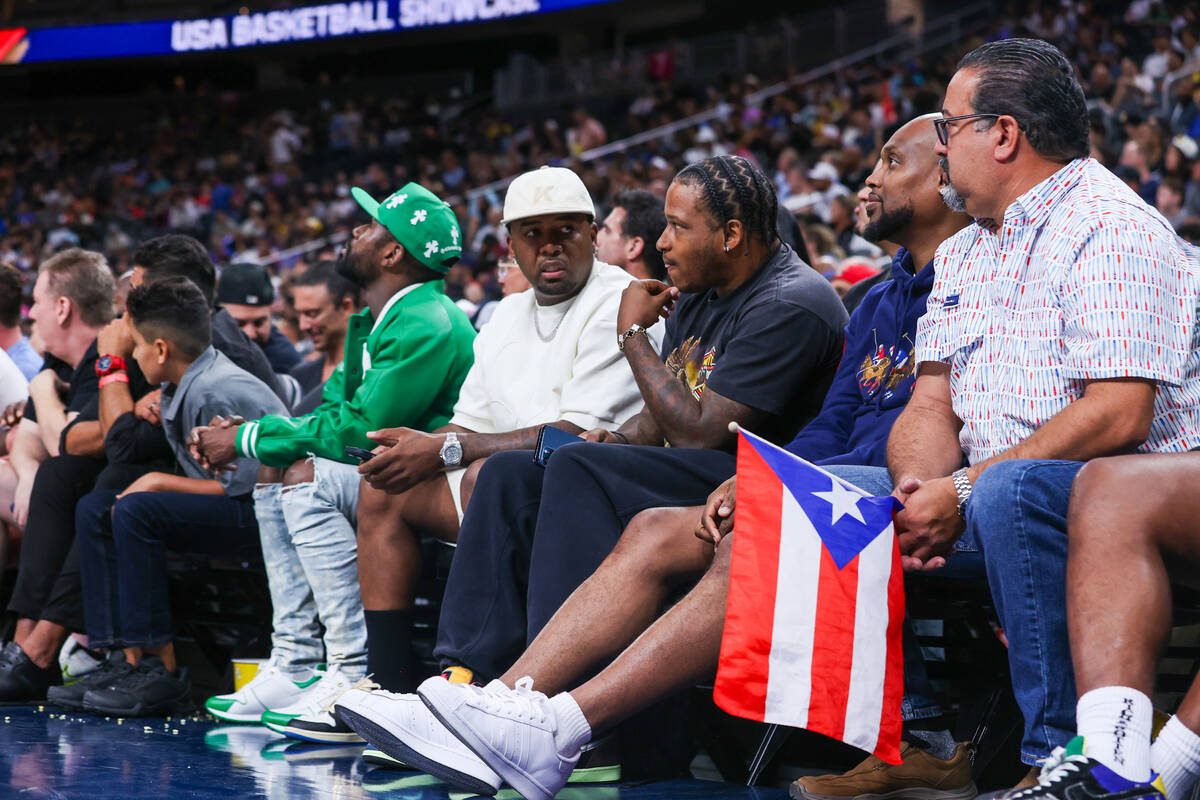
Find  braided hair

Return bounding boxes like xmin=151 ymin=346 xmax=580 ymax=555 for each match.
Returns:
xmin=673 ymin=155 xmax=780 ymax=248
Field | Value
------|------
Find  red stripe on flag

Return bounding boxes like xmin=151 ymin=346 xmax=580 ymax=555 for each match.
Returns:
xmin=806 ymin=545 xmax=860 ymax=741
xmin=713 ymin=434 xmax=784 ymax=721
xmin=874 ymin=533 xmax=906 ymax=764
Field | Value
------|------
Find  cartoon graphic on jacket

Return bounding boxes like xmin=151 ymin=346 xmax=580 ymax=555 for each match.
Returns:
xmin=785 ymin=247 xmax=934 ymax=468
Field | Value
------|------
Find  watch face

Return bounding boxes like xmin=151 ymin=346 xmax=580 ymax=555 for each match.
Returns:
xmin=97 ymin=355 xmax=112 ymax=372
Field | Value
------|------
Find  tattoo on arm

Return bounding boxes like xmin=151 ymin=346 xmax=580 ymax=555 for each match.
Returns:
xmin=623 ymin=334 xmax=766 ymax=450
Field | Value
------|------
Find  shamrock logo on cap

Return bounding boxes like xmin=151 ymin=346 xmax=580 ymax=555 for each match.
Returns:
xmin=451 ymin=227 xmax=459 ymax=245
xmin=424 ymin=240 xmax=439 ymax=258
xmin=385 ymin=193 xmax=408 ymax=209
xmin=411 ymin=210 xmax=427 ymax=225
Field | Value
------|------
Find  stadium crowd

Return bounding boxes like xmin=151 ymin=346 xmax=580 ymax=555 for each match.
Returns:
xmin=0 ymin=3 xmax=1199 ymax=800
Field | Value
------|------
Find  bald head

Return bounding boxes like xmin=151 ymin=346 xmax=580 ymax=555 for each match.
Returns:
xmin=859 ymin=113 xmax=968 ymax=253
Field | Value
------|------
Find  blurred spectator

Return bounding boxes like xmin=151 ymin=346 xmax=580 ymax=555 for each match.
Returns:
xmin=595 ymin=188 xmax=668 ymax=281
xmin=215 ymin=262 xmax=301 ymax=376
xmin=287 ymin=261 xmax=361 ymax=415
xmin=0 ymin=263 xmax=39 ymax=379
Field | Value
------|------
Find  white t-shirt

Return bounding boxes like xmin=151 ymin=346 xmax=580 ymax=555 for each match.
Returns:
xmin=0 ymin=348 xmax=29 ymax=409
xmin=450 ymin=261 xmax=664 ymax=433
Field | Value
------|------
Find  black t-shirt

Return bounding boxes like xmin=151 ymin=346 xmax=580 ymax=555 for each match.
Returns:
xmin=660 ymin=242 xmax=848 ymax=446
xmin=289 ymin=354 xmax=327 ymax=416
xmin=23 ymin=342 xmax=101 ymax=426
xmin=262 ymin=324 xmax=302 ymax=374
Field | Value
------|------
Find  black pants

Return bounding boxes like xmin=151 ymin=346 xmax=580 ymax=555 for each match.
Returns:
xmin=433 ymin=442 xmax=736 ymax=679
xmin=7 ymin=457 xmax=157 ymax=631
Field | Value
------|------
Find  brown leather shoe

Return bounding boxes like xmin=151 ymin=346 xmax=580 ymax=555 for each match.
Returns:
xmin=790 ymin=741 xmax=978 ymax=799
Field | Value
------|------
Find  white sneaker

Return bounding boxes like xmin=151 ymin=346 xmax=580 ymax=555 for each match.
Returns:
xmin=335 ymin=685 xmax=502 ymax=796
xmin=205 ymin=660 xmax=319 ymax=723
xmin=418 ymin=676 xmax=592 ymax=800
xmin=261 ymin=665 xmax=365 ymax=744
xmin=58 ymin=637 xmax=103 ymax=685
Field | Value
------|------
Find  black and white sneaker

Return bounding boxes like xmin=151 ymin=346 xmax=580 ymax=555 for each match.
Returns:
xmin=81 ymin=657 xmax=191 ymax=717
xmin=981 ymin=737 xmax=1164 ymax=799
xmin=47 ymin=651 xmax=134 ymax=711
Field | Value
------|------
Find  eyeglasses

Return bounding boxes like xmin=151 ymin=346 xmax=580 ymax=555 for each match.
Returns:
xmin=934 ymin=113 xmax=1001 ymax=146
xmin=497 ymin=259 xmax=517 ymax=279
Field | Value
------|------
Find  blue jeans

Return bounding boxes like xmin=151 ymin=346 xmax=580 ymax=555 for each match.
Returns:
xmin=76 ymin=489 xmax=258 ymax=649
xmin=824 ymin=465 xmax=986 ymax=725
xmin=970 ymin=459 xmax=1083 ymax=765
xmin=828 ymin=460 xmax=1083 ymax=765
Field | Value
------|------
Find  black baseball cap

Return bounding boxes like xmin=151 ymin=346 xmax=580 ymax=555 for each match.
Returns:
xmin=216 ymin=263 xmax=274 ymax=307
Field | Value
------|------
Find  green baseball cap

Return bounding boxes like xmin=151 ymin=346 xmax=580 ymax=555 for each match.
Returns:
xmin=351 ymin=182 xmax=463 ymax=273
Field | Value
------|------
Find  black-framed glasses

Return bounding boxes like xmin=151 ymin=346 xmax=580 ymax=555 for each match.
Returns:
xmin=934 ymin=113 xmax=1001 ymax=146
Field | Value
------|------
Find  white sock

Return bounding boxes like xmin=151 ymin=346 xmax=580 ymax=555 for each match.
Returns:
xmin=550 ymin=692 xmax=592 ymax=755
xmin=1153 ymin=716 xmax=1200 ymax=799
xmin=1077 ymin=686 xmax=1154 ymax=782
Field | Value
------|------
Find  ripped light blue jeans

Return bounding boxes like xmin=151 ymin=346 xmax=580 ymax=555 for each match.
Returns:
xmin=253 ymin=456 xmax=367 ymax=678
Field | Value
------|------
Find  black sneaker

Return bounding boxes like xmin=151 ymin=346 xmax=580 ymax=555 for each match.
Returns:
xmin=0 ymin=641 xmax=62 ymax=704
xmin=981 ymin=737 xmax=1164 ymax=799
xmin=81 ymin=657 xmax=191 ymax=717
xmin=47 ymin=651 xmax=134 ymax=711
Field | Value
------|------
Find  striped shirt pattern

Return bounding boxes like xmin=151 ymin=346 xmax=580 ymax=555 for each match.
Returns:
xmin=916 ymin=158 xmax=1200 ymax=464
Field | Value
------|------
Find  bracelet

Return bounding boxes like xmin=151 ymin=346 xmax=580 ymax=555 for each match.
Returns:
xmin=951 ymin=467 xmax=973 ymax=519
xmin=611 ymin=430 xmax=630 ymax=444
xmin=98 ymin=372 xmax=130 ymax=388
xmin=617 ymin=324 xmax=647 ymax=352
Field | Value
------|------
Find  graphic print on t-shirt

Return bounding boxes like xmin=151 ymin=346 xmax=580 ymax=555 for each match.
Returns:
xmin=664 ymin=336 xmax=717 ymax=399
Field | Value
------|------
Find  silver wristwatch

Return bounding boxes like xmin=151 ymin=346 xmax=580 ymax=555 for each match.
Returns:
xmin=439 ymin=432 xmax=463 ymax=468
xmin=617 ymin=323 xmax=647 ymax=352
xmin=951 ymin=467 xmax=972 ymax=519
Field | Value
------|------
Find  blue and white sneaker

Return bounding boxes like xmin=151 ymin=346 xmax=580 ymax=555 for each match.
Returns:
xmin=984 ymin=737 xmax=1164 ymax=799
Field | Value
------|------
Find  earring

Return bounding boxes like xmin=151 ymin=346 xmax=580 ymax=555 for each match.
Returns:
xmin=724 ymin=244 xmax=730 ymax=253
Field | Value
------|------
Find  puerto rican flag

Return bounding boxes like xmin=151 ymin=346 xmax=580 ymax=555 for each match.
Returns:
xmin=714 ymin=429 xmax=905 ymax=764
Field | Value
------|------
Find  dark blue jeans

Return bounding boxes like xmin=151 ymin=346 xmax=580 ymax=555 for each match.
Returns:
xmin=76 ymin=489 xmax=259 ymax=649
xmin=827 ymin=460 xmax=1083 ymax=765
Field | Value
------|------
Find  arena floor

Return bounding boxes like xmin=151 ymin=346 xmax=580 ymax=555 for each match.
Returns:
xmin=0 ymin=705 xmax=790 ymax=799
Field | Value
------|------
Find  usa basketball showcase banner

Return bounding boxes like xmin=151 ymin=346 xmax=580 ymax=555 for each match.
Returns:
xmin=714 ymin=429 xmax=905 ymax=764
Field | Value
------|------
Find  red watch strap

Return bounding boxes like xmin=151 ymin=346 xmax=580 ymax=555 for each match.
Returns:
xmin=95 ymin=354 xmax=127 ymax=377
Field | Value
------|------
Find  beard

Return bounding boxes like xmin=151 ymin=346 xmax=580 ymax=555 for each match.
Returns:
xmin=938 ymin=156 xmax=968 ymax=213
xmin=335 ymin=241 xmax=379 ymax=289
xmin=860 ymin=199 xmax=915 ymax=243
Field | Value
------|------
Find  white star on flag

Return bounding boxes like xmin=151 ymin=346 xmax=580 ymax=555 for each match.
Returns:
xmin=411 ymin=209 xmax=427 ymax=225
xmin=812 ymin=478 xmax=867 ymax=525
xmin=424 ymin=240 xmax=439 ymax=258
xmin=385 ymin=193 xmax=408 ymax=209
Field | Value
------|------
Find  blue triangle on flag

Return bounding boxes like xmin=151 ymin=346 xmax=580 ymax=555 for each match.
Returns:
xmin=745 ymin=434 xmax=900 ymax=570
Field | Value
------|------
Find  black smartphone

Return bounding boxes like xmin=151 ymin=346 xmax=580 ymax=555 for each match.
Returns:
xmin=533 ymin=425 xmax=583 ymax=467
xmin=344 ymin=445 xmax=376 ymax=463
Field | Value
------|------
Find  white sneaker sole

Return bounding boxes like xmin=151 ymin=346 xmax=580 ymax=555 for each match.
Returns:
xmin=335 ymin=700 xmax=501 ymax=797
xmin=206 ymin=705 xmax=271 ymax=724
xmin=418 ymin=677 xmax=559 ymax=800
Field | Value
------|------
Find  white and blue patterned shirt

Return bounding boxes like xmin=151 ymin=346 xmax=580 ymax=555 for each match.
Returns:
xmin=916 ymin=157 xmax=1200 ymax=464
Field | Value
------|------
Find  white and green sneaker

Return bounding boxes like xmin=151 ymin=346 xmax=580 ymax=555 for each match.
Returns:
xmin=206 ymin=661 xmax=320 ymax=723
xmin=260 ymin=665 xmax=366 ymax=744
xmin=58 ymin=637 xmax=103 ymax=686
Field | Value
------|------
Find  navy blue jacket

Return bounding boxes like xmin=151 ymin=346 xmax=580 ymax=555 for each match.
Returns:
xmin=785 ymin=247 xmax=934 ymax=468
